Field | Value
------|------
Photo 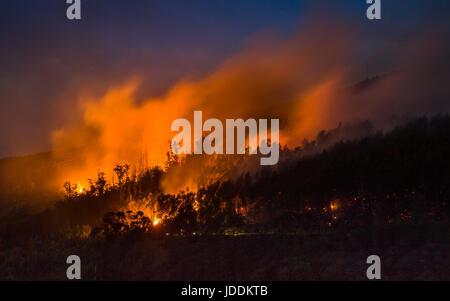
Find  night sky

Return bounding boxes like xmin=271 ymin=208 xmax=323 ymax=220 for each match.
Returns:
xmin=0 ymin=0 xmax=449 ymax=157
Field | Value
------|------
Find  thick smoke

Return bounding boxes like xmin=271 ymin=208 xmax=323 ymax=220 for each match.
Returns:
xmin=45 ymin=19 xmax=450 ymax=193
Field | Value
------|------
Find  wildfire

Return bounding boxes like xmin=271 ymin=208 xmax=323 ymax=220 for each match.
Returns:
xmin=153 ymin=219 xmax=160 ymax=226
xmin=50 ymin=21 xmax=357 ymax=194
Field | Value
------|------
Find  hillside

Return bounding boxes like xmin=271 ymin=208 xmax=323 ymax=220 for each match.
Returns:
xmin=1 ymin=115 xmax=449 ymax=280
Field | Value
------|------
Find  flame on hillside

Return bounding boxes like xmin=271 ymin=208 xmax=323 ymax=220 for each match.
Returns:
xmin=49 ymin=18 xmax=450 ymax=194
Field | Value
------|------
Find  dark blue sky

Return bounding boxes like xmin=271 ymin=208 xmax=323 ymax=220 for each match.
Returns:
xmin=0 ymin=0 xmax=449 ymax=157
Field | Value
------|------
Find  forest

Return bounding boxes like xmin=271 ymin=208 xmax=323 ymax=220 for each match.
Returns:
xmin=0 ymin=115 xmax=449 ymax=280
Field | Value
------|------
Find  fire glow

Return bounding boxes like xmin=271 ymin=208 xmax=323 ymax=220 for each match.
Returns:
xmin=43 ymin=16 xmax=448 ymax=195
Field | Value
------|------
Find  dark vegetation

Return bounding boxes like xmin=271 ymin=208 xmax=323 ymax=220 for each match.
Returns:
xmin=0 ymin=115 xmax=449 ymax=280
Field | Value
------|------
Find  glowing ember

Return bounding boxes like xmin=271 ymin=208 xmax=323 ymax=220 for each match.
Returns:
xmin=76 ymin=184 xmax=85 ymax=194
xmin=330 ymin=201 xmax=339 ymax=211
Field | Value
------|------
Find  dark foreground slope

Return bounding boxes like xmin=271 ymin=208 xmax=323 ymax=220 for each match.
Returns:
xmin=1 ymin=225 xmax=448 ymax=280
